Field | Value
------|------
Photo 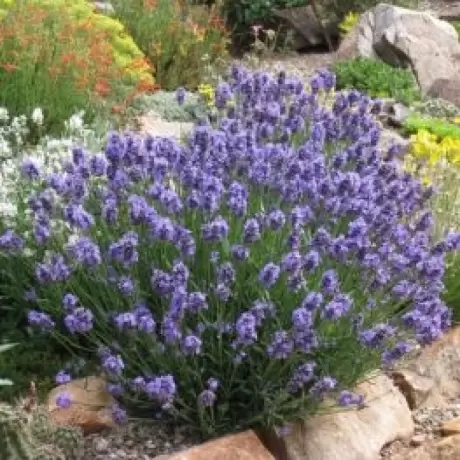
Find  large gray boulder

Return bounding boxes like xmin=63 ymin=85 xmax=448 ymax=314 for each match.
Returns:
xmin=336 ymin=4 xmax=460 ymax=94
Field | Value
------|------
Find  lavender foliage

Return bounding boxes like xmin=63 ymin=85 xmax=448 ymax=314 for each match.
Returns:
xmin=0 ymin=65 xmax=457 ymax=437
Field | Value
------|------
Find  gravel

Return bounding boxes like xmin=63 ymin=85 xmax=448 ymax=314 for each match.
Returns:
xmin=380 ymin=400 xmax=460 ymax=458
xmin=84 ymin=419 xmax=199 ymax=459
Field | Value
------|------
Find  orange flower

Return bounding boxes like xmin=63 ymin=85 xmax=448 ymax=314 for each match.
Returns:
xmin=144 ymin=0 xmax=157 ymax=10
xmin=111 ymin=104 xmax=125 ymax=114
xmin=60 ymin=53 xmax=76 ymax=65
xmin=95 ymin=79 xmax=111 ymax=97
xmin=2 ymin=63 xmax=17 ymax=73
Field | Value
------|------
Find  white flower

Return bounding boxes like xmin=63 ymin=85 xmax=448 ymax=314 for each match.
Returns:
xmin=66 ymin=111 xmax=85 ymax=133
xmin=0 ymin=108 xmax=9 ymax=122
xmin=31 ymin=108 xmax=44 ymax=126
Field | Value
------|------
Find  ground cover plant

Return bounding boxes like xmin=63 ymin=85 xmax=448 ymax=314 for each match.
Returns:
xmin=0 ymin=66 xmax=457 ymax=440
xmin=402 ymin=114 xmax=460 ymax=141
xmin=0 ymin=0 xmax=154 ymax=137
xmin=333 ymin=58 xmax=421 ymax=105
xmin=110 ymin=0 xmax=229 ymax=90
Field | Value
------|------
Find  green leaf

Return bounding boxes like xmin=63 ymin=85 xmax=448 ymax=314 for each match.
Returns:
xmin=0 ymin=343 xmax=18 ymax=353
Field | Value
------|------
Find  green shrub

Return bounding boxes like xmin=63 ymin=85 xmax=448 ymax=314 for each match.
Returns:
xmin=0 ymin=0 xmax=153 ymax=137
xmin=402 ymin=114 xmax=460 ymax=140
xmin=110 ymin=0 xmax=229 ymax=90
xmin=221 ymin=0 xmax=306 ymax=48
xmin=0 ymin=67 xmax=454 ymax=439
xmin=333 ymin=57 xmax=421 ymax=105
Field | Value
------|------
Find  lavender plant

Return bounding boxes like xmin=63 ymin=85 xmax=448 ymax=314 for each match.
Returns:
xmin=0 ymin=66 xmax=457 ymax=438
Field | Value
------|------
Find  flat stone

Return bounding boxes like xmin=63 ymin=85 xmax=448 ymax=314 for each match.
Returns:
xmin=47 ymin=376 xmax=116 ymax=434
xmin=268 ymin=374 xmax=413 ymax=460
xmin=166 ymin=431 xmax=274 ymax=460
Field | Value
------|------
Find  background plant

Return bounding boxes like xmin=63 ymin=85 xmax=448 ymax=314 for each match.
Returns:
xmin=333 ymin=57 xmax=421 ymax=105
xmin=220 ymin=0 xmax=306 ymax=49
xmin=0 ymin=0 xmax=154 ymax=136
xmin=110 ymin=0 xmax=229 ymax=90
xmin=0 ymin=67 xmax=456 ymax=440
xmin=338 ymin=11 xmax=360 ymax=38
xmin=132 ymin=91 xmax=203 ymax=122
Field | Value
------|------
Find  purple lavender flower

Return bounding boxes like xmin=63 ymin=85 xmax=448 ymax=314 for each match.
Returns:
xmin=55 ymin=370 xmax=72 ymax=385
xmin=287 ymin=362 xmax=316 ymax=393
xmin=207 ymin=378 xmax=220 ymax=391
xmin=267 ymin=329 xmax=294 ymax=359
xmin=338 ymin=391 xmax=364 ymax=407
xmin=321 ymin=269 xmax=339 ymax=295
xmin=145 ymin=375 xmax=177 ymax=406
xmin=64 ymin=307 xmax=94 ymax=334
xmin=111 ymin=404 xmax=128 ymax=424
xmin=114 ymin=312 xmax=138 ymax=331
xmin=322 ymin=294 xmax=353 ymax=320
xmin=62 ymin=293 xmax=79 ymax=311
xmin=231 ymin=244 xmax=250 ymax=261
xmin=187 ymin=291 xmax=207 ymax=313
xmin=201 ymin=216 xmax=229 ymax=242
xmin=55 ymin=391 xmax=72 ymax=409
xmin=310 ymin=376 xmax=337 ymax=398
xmin=107 ymin=383 xmax=124 ymax=397
xmin=259 ymin=263 xmax=280 ymax=288
xmin=28 ymin=310 xmax=55 ymax=331
xmin=198 ymin=390 xmax=216 ymax=408
xmin=176 ymin=87 xmax=186 ymax=105
xmin=67 ymin=237 xmax=101 ymax=268
xmin=102 ymin=354 xmax=124 ymax=376
xmin=118 ymin=276 xmax=135 ymax=296
xmin=0 ymin=230 xmax=24 ymax=253
xmin=21 ymin=158 xmax=41 ymax=179
xmin=234 ymin=312 xmax=258 ymax=346
xmin=267 ymin=210 xmax=286 ymax=231
xmin=243 ymin=218 xmax=261 ymax=243
xmin=181 ymin=335 xmax=202 ymax=356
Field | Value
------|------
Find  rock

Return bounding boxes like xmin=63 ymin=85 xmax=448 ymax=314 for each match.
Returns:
xmin=391 ymin=435 xmax=460 ymax=460
xmin=441 ymin=418 xmax=460 ymax=436
xmin=391 ymin=369 xmax=435 ymax=410
xmin=273 ymin=6 xmax=339 ymax=50
xmin=391 ymin=327 xmax=460 ymax=410
xmin=427 ymin=78 xmax=460 ymax=109
xmin=165 ymin=431 xmax=274 ymax=460
xmin=268 ymin=374 xmax=413 ymax=460
xmin=335 ymin=10 xmax=377 ymax=62
xmin=138 ymin=112 xmax=193 ymax=140
xmin=336 ymin=4 xmax=460 ymax=93
xmin=385 ymin=102 xmax=412 ymax=128
xmin=47 ymin=376 xmax=116 ymax=434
